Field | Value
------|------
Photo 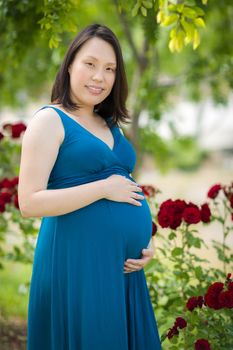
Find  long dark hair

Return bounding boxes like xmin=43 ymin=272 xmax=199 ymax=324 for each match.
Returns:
xmin=51 ymin=23 xmax=131 ymax=127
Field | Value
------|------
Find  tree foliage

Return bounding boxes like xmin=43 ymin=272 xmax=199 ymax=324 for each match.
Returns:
xmin=0 ymin=0 xmax=232 ymax=173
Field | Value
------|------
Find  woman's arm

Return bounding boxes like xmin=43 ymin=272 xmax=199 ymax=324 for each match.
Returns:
xmin=18 ymin=108 xmax=107 ymax=218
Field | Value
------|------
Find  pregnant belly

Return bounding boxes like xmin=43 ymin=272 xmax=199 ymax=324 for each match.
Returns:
xmin=49 ymin=196 xmax=153 ymax=263
xmin=106 ymin=197 xmax=153 ymax=259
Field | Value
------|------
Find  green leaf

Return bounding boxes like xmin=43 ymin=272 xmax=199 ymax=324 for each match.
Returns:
xmin=193 ymin=6 xmax=205 ymax=16
xmin=185 ymin=0 xmax=196 ymax=5
xmin=183 ymin=6 xmax=198 ymax=19
xmin=168 ymin=4 xmax=177 ymax=12
xmin=169 ymin=335 xmax=178 ymax=344
xmin=181 ymin=17 xmax=195 ymax=35
xmin=193 ymin=29 xmax=200 ymax=49
xmin=48 ymin=35 xmax=61 ymax=49
xmin=140 ymin=6 xmax=147 ymax=16
xmin=142 ymin=0 xmax=153 ymax=9
xmin=169 ymin=231 xmax=176 ymax=240
xmin=194 ymin=17 xmax=206 ymax=27
xmin=194 ymin=265 xmax=203 ymax=278
xmin=132 ymin=2 xmax=140 ymax=17
xmin=172 ymin=247 xmax=183 ymax=257
xmin=177 ymin=3 xmax=184 ymax=13
xmin=45 ymin=22 xmax=51 ymax=30
xmin=161 ymin=13 xmax=179 ymax=26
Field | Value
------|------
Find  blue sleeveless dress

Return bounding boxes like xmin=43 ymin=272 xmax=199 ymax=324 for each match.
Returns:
xmin=27 ymin=105 xmax=162 ymax=350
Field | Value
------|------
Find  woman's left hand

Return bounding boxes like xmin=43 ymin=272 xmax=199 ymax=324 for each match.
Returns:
xmin=123 ymin=245 xmax=155 ymax=274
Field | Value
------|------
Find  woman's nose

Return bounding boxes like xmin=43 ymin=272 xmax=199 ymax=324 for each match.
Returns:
xmin=92 ymin=70 xmax=104 ymax=81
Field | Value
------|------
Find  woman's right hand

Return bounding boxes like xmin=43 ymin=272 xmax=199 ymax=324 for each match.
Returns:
xmin=103 ymin=174 xmax=144 ymax=206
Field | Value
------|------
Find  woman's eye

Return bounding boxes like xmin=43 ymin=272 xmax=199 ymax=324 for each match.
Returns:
xmin=85 ymin=63 xmax=115 ymax=72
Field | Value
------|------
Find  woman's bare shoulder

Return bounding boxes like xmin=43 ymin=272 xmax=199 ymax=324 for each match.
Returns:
xmin=32 ymin=106 xmax=61 ymax=124
xmin=26 ymin=106 xmax=65 ymax=144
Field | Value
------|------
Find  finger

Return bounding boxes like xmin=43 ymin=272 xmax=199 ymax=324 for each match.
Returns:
xmin=125 ymin=262 xmax=144 ymax=269
xmin=125 ymin=258 xmax=150 ymax=269
xmin=128 ymin=198 xmax=142 ymax=206
xmin=124 ymin=267 xmax=134 ymax=273
xmin=131 ymin=184 xmax=143 ymax=192
xmin=132 ymin=193 xmax=144 ymax=200
xmin=126 ymin=258 xmax=145 ymax=265
xmin=124 ymin=267 xmax=141 ymax=273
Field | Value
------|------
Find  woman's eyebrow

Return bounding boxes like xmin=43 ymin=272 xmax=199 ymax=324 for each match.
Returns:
xmin=85 ymin=55 xmax=116 ymax=66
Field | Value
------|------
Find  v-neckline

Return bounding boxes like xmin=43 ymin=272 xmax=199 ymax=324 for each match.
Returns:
xmin=48 ymin=106 xmax=116 ymax=152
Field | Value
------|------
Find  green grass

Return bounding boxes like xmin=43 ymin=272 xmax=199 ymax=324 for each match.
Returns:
xmin=0 ymin=261 xmax=32 ymax=320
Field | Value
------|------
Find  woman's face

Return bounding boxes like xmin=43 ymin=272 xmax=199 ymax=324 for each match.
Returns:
xmin=68 ymin=37 xmax=117 ymax=109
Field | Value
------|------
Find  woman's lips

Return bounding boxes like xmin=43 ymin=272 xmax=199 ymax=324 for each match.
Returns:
xmin=86 ymin=86 xmax=104 ymax=95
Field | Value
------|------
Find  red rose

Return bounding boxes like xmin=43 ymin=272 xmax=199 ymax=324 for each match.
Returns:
xmin=207 ymin=184 xmax=221 ymax=199
xmin=142 ymin=188 xmax=149 ymax=196
xmin=13 ymin=194 xmax=19 ymax=209
xmin=158 ymin=199 xmax=184 ymax=230
xmin=158 ymin=207 xmax=172 ymax=228
xmin=173 ymin=199 xmax=187 ymax=215
xmin=0 ymin=199 xmax=5 ymax=213
xmin=174 ymin=316 xmax=187 ymax=329
xmin=0 ymin=177 xmax=18 ymax=191
xmin=205 ymin=293 xmax=222 ymax=310
xmin=141 ymin=185 xmax=156 ymax=198
xmin=170 ymin=215 xmax=182 ymax=230
xmin=219 ymin=290 xmax=233 ymax=308
xmin=222 ymin=184 xmax=233 ymax=206
xmin=167 ymin=326 xmax=179 ymax=339
xmin=205 ymin=282 xmax=224 ymax=310
xmin=0 ymin=191 xmax=12 ymax=204
xmin=0 ymin=177 xmax=13 ymax=190
xmin=195 ymin=338 xmax=211 ymax=350
xmin=186 ymin=296 xmax=198 ymax=311
xmin=228 ymin=281 xmax=233 ymax=292
xmin=160 ymin=199 xmax=173 ymax=210
xmin=2 ymin=122 xmax=26 ymax=138
xmin=197 ymin=295 xmax=204 ymax=308
xmin=152 ymin=221 xmax=157 ymax=236
xmin=158 ymin=200 xmax=176 ymax=228
xmin=11 ymin=176 xmax=19 ymax=186
xmin=226 ymin=273 xmax=232 ymax=280
xmin=11 ymin=122 xmax=27 ymax=138
xmin=200 ymin=203 xmax=211 ymax=223
xmin=207 ymin=282 xmax=224 ymax=294
xmin=186 ymin=296 xmax=204 ymax=311
xmin=229 ymin=194 xmax=233 ymax=209
xmin=182 ymin=203 xmax=201 ymax=224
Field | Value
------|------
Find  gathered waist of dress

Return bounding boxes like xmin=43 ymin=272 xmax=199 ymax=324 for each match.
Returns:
xmin=47 ymin=167 xmax=136 ymax=190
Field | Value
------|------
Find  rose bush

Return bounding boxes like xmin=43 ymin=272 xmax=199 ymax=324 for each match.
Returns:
xmin=141 ymin=181 xmax=233 ymax=350
xmin=0 ymin=121 xmax=38 ymax=270
xmin=165 ymin=274 xmax=233 ymax=349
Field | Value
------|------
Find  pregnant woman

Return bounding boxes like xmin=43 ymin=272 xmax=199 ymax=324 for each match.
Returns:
xmin=18 ymin=23 xmax=162 ymax=350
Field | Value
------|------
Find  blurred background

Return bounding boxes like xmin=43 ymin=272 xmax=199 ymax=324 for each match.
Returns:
xmin=0 ymin=0 xmax=232 ymax=349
